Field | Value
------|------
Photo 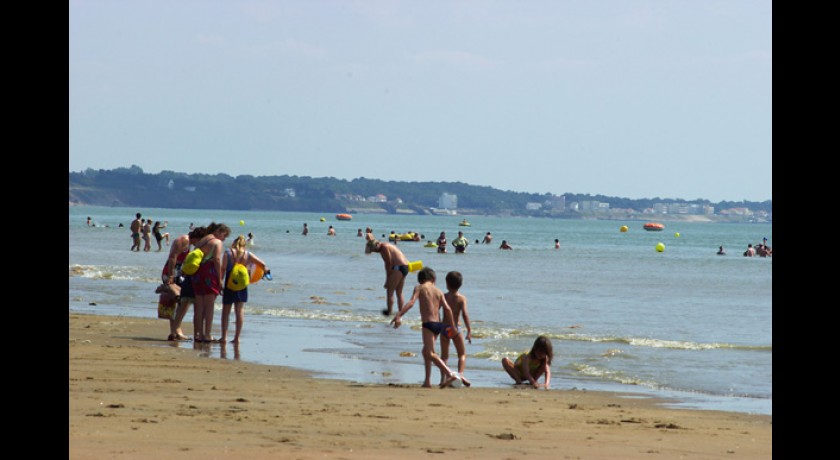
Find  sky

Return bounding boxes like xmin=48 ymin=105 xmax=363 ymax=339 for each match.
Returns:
xmin=69 ymin=0 xmax=771 ymax=203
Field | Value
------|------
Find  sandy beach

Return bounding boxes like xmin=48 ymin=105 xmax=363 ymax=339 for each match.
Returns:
xmin=69 ymin=313 xmax=771 ymax=459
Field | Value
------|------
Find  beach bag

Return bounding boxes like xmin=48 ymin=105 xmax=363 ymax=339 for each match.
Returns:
xmin=157 ymin=291 xmax=177 ymax=319
xmin=225 ymin=250 xmax=250 ymax=291
xmin=181 ymin=247 xmax=203 ymax=275
xmin=226 ymin=263 xmax=250 ymax=291
xmin=160 ymin=259 xmax=183 ymax=283
xmin=155 ymin=282 xmax=181 ymax=297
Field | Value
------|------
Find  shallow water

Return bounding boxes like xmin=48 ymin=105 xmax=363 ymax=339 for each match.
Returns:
xmin=70 ymin=206 xmax=772 ymax=415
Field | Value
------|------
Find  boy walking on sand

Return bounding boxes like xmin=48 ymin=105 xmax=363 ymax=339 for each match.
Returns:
xmin=440 ymin=271 xmax=472 ymax=386
xmin=391 ymin=267 xmax=463 ymax=388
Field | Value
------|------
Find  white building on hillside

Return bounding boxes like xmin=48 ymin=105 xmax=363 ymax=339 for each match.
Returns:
xmin=439 ymin=193 xmax=457 ymax=209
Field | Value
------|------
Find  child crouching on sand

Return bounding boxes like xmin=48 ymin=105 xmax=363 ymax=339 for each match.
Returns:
xmin=391 ymin=266 xmax=463 ymax=388
xmin=502 ymin=335 xmax=553 ymax=389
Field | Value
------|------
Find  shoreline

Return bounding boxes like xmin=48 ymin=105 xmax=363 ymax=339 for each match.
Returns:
xmin=70 ymin=312 xmax=771 ymax=459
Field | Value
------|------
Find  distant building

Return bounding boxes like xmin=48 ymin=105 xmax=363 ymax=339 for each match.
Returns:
xmin=669 ymin=203 xmax=690 ymax=214
xmin=439 ymin=193 xmax=457 ymax=209
xmin=365 ymin=194 xmax=388 ymax=202
xmin=547 ymin=194 xmax=565 ymax=210
xmin=721 ymin=207 xmax=753 ymax=216
xmin=579 ymin=200 xmax=609 ymax=212
xmin=641 ymin=202 xmax=715 ymax=215
xmin=526 ymin=202 xmax=542 ymax=210
xmin=335 ymin=193 xmax=365 ymax=201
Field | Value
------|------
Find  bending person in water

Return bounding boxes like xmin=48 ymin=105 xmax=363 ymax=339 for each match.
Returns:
xmin=365 ymin=233 xmax=409 ymax=316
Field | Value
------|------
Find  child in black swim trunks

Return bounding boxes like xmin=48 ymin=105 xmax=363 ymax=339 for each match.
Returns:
xmin=391 ymin=267 xmax=462 ymax=388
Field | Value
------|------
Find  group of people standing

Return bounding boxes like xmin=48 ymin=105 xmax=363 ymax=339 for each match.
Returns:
xmin=435 ymin=230 xmax=472 ymax=253
xmin=122 ymin=212 xmax=553 ymax=388
xmin=129 ymin=213 xmax=170 ymax=252
xmin=366 ymin=231 xmax=475 ymax=387
xmin=160 ymin=221 xmax=268 ymax=344
xmin=365 ymin=230 xmax=552 ymax=389
xmin=300 ymin=221 xmax=538 ymax=253
xmin=743 ymin=242 xmax=772 ymax=257
xmin=433 ymin=230 xmax=557 ymax=251
xmin=736 ymin=237 xmax=772 ymax=257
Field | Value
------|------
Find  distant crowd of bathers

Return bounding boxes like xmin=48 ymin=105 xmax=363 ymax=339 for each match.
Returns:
xmin=727 ymin=236 xmax=771 ymax=257
xmin=742 ymin=242 xmax=771 ymax=257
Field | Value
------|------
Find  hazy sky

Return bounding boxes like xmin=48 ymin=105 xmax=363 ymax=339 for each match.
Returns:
xmin=69 ymin=0 xmax=771 ymax=203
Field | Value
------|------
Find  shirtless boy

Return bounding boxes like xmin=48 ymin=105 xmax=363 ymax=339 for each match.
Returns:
xmin=365 ymin=233 xmax=410 ymax=316
xmin=390 ymin=267 xmax=463 ymax=388
xmin=130 ymin=213 xmax=142 ymax=251
xmin=441 ymin=271 xmax=472 ymax=386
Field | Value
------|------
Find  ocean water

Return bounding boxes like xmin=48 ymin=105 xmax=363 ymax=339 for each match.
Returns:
xmin=69 ymin=206 xmax=772 ymax=415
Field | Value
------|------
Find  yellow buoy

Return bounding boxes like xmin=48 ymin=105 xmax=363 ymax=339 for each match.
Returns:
xmin=674 ymin=232 xmax=680 ymax=237
xmin=320 ymin=217 xmax=326 ymax=222
xmin=620 ymin=225 xmax=628 ymax=232
xmin=239 ymin=220 xmax=245 ymax=226
xmin=655 ymin=242 xmax=665 ymax=252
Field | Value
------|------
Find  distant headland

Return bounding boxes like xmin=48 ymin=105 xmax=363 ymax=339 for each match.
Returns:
xmin=69 ymin=166 xmax=771 ymax=223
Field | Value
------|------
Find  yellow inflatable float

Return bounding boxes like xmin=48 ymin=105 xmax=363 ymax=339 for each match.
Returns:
xmin=389 ymin=232 xmax=420 ymax=242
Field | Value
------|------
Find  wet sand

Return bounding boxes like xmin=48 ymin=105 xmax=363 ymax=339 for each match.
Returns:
xmin=69 ymin=313 xmax=771 ymax=459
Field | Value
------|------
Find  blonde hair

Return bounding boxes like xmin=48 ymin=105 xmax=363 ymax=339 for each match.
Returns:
xmin=230 ymin=235 xmax=247 ymax=252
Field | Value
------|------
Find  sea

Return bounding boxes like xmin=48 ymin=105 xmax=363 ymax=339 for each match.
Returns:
xmin=69 ymin=205 xmax=772 ymax=416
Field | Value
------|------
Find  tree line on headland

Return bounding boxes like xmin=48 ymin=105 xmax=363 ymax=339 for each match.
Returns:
xmin=69 ymin=165 xmax=771 ymax=222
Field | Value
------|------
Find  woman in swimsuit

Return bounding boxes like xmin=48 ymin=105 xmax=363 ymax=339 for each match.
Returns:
xmin=153 ymin=221 xmax=170 ymax=251
xmin=436 ymin=232 xmax=447 ymax=254
xmin=190 ymin=222 xmax=231 ymax=342
xmin=142 ymin=219 xmax=152 ymax=252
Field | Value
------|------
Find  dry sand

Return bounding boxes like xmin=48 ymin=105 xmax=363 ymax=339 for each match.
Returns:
xmin=69 ymin=313 xmax=771 ymax=459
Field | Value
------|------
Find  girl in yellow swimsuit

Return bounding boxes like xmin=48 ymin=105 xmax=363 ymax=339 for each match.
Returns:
xmin=501 ymin=335 xmax=554 ymax=389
